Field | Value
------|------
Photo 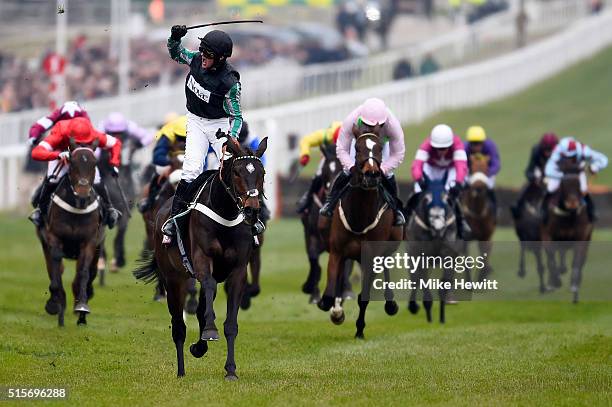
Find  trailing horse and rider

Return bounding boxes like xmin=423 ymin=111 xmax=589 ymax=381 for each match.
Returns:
xmin=316 ymin=98 xmax=404 ymax=337
xmin=296 ymin=121 xmax=354 ymax=304
xmin=29 ymin=116 xmax=123 ymax=326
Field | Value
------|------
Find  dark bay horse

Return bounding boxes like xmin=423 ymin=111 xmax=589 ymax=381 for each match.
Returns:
xmin=512 ymin=176 xmax=547 ymax=292
xmin=541 ymin=163 xmax=593 ymax=303
xmin=317 ymin=126 xmax=402 ymax=338
xmin=461 ymin=154 xmax=496 ymax=281
xmin=134 ymin=138 xmax=267 ymax=379
xmin=300 ymin=144 xmax=352 ymax=304
xmin=97 ymin=134 xmax=138 ymax=279
xmin=35 ymin=140 xmax=104 ymax=326
xmin=405 ymin=174 xmax=458 ymax=324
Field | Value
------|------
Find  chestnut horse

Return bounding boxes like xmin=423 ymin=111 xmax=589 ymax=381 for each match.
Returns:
xmin=317 ymin=125 xmax=402 ymax=338
xmin=134 ymin=138 xmax=267 ymax=379
xmin=36 ymin=139 xmax=104 ymax=326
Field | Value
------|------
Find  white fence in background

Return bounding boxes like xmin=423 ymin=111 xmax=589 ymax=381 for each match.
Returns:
xmin=1 ymin=7 xmax=612 ymax=213
xmin=0 ymin=0 xmax=597 ymax=148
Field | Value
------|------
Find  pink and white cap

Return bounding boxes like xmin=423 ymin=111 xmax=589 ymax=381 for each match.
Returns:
xmin=359 ymin=98 xmax=388 ymax=126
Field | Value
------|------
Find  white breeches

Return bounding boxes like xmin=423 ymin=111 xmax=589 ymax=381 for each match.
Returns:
xmin=47 ymin=159 xmax=101 ymax=184
xmin=182 ymin=112 xmax=230 ymax=182
xmin=414 ymin=163 xmax=457 ymax=193
xmin=546 ymin=172 xmax=587 ymax=193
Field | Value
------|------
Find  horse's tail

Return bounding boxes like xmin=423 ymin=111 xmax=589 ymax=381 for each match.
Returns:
xmin=133 ymin=249 xmax=159 ymax=284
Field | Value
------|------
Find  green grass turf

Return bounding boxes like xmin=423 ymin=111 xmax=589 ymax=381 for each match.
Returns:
xmin=300 ymin=45 xmax=612 ymax=187
xmin=0 ymin=214 xmax=610 ymax=406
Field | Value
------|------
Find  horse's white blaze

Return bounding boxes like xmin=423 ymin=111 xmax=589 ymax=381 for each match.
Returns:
xmin=365 ymin=139 xmax=376 ymax=150
xmin=329 ymin=161 xmax=337 ymax=172
xmin=246 ymin=163 xmax=255 ymax=173
xmin=368 ymin=158 xmax=374 ymax=166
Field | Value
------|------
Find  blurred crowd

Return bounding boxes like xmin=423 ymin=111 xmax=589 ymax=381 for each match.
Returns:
xmin=0 ymin=29 xmax=347 ymax=113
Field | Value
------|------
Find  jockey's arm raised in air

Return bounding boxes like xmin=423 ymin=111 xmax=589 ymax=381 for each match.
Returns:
xmin=167 ymin=35 xmax=243 ymax=138
xmin=485 ymin=139 xmax=501 ymax=176
xmin=28 ymin=101 xmax=89 ymax=144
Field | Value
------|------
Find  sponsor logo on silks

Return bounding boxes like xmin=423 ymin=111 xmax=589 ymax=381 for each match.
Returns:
xmin=187 ymin=75 xmax=211 ymax=103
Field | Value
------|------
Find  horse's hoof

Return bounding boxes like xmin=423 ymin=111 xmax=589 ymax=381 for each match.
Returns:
xmin=342 ymin=290 xmax=355 ymax=301
xmin=110 ymin=259 xmax=119 ymax=273
xmin=189 ymin=342 xmax=208 ymax=358
xmin=115 ymin=256 xmax=126 ymax=268
xmin=330 ymin=310 xmax=345 ymax=325
xmin=384 ymin=301 xmax=399 ymax=316
xmin=45 ymin=299 xmax=60 ymax=315
xmin=74 ymin=302 xmax=90 ymax=313
xmin=408 ymin=301 xmax=420 ymax=314
xmin=247 ymin=284 xmax=260 ymax=298
xmin=309 ymin=294 xmax=320 ymax=304
xmin=240 ymin=294 xmax=251 ymax=310
xmin=302 ymin=280 xmax=315 ymax=294
xmin=355 ymin=332 xmax=364 ymax=340
xmin=201 ymin=329 xmax=219 ymax=341
xmin=317 ymin=295 xmax=334 ymax=312
xmin=185 ymin=297 xmax=198 ymax=315
xmin=518 ymin=269 xmax=526 ymax=278
xmin=225 ymin=373 xmax=239 ymax=381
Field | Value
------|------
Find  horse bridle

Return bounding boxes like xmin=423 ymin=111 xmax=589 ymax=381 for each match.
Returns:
xmin=218 ymin=154 xmax=265 ymax=212
xmin=351 ymin=133 xmax=382 ymax=190
xmin=67 ymin=146 xmax=97 ymax=198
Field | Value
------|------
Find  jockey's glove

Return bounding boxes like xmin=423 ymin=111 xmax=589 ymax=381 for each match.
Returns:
xmin=170 ymin=25 xmax=188 ymax=41
xmin=58 ymin=151 xmax=70 ymax=161
xmin=111 ymin=166 xmax=120 ymax=177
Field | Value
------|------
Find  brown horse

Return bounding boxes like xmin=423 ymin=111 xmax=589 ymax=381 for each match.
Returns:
xmin=461 ymin=153 xmax=496 ymax=280
xmin=317 ymin=125 xmax=402 ymax=338
xmin=541 ymin=163 xmax=593 ymax=303
xmin=300 ymin=144 xmax=352 ymax=304
xmin=134 ymin=138 xmax=267 ymax=379
xmin=36 ymin=140 xmax=104 ymax=326
xmin=512 ymin=177 xmax=547 ymax=292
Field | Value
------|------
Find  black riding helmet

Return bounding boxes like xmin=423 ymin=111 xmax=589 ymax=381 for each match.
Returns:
xmin=199 ymin=30 xmax=233 ymax=63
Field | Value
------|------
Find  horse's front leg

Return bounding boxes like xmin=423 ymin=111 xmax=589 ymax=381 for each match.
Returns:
xmin=112 ymin=219 xmax=128 ymax=269
xmin=73 ymin=239 xmax=97 ymax=322
xmin=43 ymin=234 xmax=66 ymax=327
xmin=224 ymin=266 xmax=247 ymax=381
xmin=518 ymin=241 xmax=526 ymax=278
xmin=570 ymin=242 xmax=590 ymax=304
xmin=477 ymin=240 xmax=493 ymax=281
xmin=318 ymin=250 xmax=343 ymax=311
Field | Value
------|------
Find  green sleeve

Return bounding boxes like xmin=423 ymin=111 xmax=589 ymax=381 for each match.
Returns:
xmin=167 ymin=38 xmax=198 ymax=65
xmin=223 ymin=82 xmax=243 ymax=138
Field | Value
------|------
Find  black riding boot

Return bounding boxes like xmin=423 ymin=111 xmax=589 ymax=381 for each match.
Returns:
xmin=94 ymin=183 xmax=121 ymax=229
xmin=138 ymin=175 xmax=161 ymax=213
xmin=382 ymin=175 xmax=405 ymax=226
xmin=541 ymin=192 xmax=553 ymax=224
xmin=319 ymin=171 xmax=351 ymax=217
xmin=162 ymin=180 xmax=191 ymax=238
xmin=29 ymin=179 xmax=58 ymax=227
xmin=584 ymin=193 xmax=597 ymax=222
xmin=296 ymin=175 xmax=323 ymax=214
